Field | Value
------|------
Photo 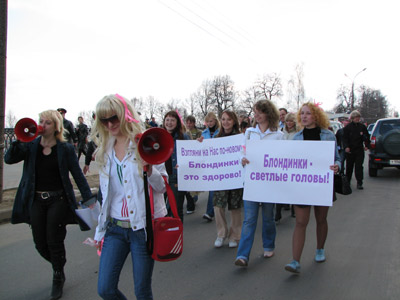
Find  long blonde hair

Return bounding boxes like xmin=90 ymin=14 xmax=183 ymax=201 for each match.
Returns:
xmin=204 ymin=112 xmax=220 ymax=129
xmin=91 ymin=94 xmax=144 ymax=169
xmin=39 ymin=110 xmax=66 ymax=142
xmin=284 ymin=112 xmax=298 ymax=133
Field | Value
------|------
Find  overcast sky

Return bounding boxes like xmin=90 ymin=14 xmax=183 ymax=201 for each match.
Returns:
xmin=6 ymin=0 xmax=400 ymax=123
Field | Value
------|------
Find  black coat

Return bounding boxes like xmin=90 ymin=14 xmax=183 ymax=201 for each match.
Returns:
xmin=4 ymin=138 xmax=96 ymax=231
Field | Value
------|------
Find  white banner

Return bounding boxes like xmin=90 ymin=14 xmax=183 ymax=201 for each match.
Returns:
xmin=177 ymin=135 xmax=245 ymax=191
xmin=243 ymin=140 xmax=335 ymax=206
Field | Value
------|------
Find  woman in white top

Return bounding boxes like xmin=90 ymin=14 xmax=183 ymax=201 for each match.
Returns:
xmin=93 ymin=94 xmax=168 ymax=300
xmin=234 ymin=100 xmax=283 ymax=267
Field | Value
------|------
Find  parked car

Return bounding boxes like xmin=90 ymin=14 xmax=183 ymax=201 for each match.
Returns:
xmin=367 ymin=123 xmax=375 ymax=135
xmin=329 ymin=120 xmax=343 ymax=134
xmin=368 ymin=118 xmax=400 ymax=177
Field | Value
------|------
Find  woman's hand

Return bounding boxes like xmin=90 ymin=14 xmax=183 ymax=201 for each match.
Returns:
xmin=197 ymin=136 xmax=204 ymax=142
xmin=83 ymin=165 xmax=90 ymax=175
xmin=142 ymin=160 xmax=153 ymax=176
xmin=330 ymin=164 xmax=339 ymax=174
xmin=242 ymin=158 xmax=250 ymax=166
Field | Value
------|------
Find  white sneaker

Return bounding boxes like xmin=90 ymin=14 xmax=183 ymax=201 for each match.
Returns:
xmin=229 ymin=240 xmax=238 ymax=248
xmin=214 ymin=237 xmax=225 ymax=248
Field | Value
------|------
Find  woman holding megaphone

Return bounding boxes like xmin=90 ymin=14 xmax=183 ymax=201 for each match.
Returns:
xmin=92 ymin=94 xmax=168 ymax=300
xmin=4 ymin=110 xmax=97 ymax=300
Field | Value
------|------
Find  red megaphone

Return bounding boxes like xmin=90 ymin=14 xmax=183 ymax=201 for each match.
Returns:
xmin=135 ymin=128 xmax=174 ymax=165
xmin=15 ymin=118 xmax=44 ymax=142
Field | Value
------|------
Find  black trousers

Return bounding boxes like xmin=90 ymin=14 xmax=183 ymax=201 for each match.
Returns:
xmin=345 ymin=150 xmax=365 ymax=184
xmin=185 ymin=192 xmax=196 ymax=212
xmin=30 ymin=194 xmax=69 ymax=271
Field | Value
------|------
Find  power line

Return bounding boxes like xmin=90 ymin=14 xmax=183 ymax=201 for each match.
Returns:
xmin=189 ymin=0 xmax=258 ymax=46
xmin=157 ymin=0 xmax=230 ymax=47
xmin=172 ymin=0 xmax=245 ymax=47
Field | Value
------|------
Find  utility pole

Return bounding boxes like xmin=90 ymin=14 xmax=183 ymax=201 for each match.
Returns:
xmin=345 ymin=67 xmax=367 ymax=111
xmin=0 ymin=0 xmax=8 ymax=203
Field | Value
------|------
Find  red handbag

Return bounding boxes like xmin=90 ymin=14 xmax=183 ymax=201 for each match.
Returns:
xmin=144 ymin=173 xmax=183 ymax=262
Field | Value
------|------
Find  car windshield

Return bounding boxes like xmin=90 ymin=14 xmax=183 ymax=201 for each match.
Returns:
xmin=378 ymin=120 xmax=400 ymax=135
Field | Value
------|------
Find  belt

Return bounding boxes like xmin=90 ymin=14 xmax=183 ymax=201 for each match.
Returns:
xmin=111 ymin=218 xmax=132 ymax=229
xmin=35 ymin=190 xmax=64 ymax=199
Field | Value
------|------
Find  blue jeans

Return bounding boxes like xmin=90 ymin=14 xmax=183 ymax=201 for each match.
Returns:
xmin=98 ymin=223 xmax=154 ymax=300
xmin=205 ymin=191 xmax=214 ymax=217
xmin=236 ymin=201 xmax=276 ymax=261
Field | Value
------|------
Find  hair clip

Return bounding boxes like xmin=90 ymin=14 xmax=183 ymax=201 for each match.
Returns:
xmin=313 ymin=100 xmax=324 ymax=111
xmin=176 ymin=109 xmax=184 ymax=125
xmin=115 ymin=94 xmax=139 ymax=123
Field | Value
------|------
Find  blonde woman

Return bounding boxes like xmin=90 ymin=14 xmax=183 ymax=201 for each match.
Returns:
xmin=284 ymin=102 xmax=340 ymax=273
xmin=282 ymin=112 xmax=298 ymax=140
xmin=5 ymin=110 xmax=96 ymax=299
xmin=92 ymin=94 xmax=168 ymax=299
xmin=200 ymin=112 xmax=220 ymax=222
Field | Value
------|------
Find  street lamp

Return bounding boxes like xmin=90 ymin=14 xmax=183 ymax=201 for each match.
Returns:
xmin=345 ymin=67 xmax=367 ymax=111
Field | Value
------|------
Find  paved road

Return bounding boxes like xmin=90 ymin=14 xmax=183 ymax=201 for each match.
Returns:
xmin=1 ymin=165 xmax=399 ymax=300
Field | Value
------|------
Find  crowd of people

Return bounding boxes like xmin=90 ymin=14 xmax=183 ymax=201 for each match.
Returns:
xmin=5 ymin=95 xmax=372 ymax=299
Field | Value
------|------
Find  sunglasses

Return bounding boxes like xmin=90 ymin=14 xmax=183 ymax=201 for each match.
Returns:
xmin=99 ymin=115 xmax=119 ymax=125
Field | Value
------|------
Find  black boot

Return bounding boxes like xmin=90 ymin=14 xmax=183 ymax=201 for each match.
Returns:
xmin=50 ymin=270 xmax=65 ymax=300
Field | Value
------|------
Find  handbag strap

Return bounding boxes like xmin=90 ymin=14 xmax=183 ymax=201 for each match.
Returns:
xmin=150 ymin=176 xmax=179 ymax=220
xmin=144 ymin=171 xmax=154 ymax=255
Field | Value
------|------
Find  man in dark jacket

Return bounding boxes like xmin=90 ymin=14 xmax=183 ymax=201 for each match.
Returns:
xmin=76 ymin=116 xmax=89 ymax=160
xmin=343 ymin=111 xmax=370 ymax=190
xmin=57 ymin=108 xmax=78 ymax=146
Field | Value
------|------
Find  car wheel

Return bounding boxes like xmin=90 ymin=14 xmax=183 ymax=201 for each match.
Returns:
xmin=382 ymin=129 xmax=400 ymax=156
xmin=369 ymin=166 xmax=378 ymax=177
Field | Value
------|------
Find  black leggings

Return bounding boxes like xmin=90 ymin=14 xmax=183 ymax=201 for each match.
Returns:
xmin=30 ymin=194 xmax=69 ymax=271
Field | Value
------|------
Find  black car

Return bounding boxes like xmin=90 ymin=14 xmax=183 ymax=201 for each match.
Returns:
xmin=368 ymin=118 xmax=400 ymax=177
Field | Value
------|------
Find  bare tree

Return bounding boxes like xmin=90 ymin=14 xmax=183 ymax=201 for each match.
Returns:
xmin=255 ymin=73 xmax=283 ymax=101
xmin=333 ymin=85 xmax=352 ymax=113
xmin=287 ymin=63 xmax=305 ymax=110
xmin=193 ymin=79 xmax=213 ymax=118
xmin=187 ymin=93 xmax=206 ymax=127
xmin=5 ymin=110 xmax=17 ymax=128
xmin=210 ymin=75 xmax=236 ymax=116
xmin=236 ymin=86 xmax=260 ymax=116
xmin=131 ymin=97 xmax=146 ymax=119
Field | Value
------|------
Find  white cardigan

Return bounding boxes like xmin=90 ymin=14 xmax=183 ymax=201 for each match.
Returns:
xmin=244 ymin=125 xmax=284 ymax=142
xmin=94 ymin=140 xmax=168 ymax=242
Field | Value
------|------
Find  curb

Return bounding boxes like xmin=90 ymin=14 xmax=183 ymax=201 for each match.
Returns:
xmin=0 ymin=208 xmax=12 ymax=224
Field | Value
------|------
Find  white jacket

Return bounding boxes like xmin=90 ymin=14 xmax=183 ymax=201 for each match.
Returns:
xmin=94 ymin=140 xmax=168 ymax=242
xmin=244 ymin=125 xmax=284 ymax=142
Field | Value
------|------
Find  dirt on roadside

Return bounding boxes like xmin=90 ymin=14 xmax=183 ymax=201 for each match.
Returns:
xmin=0 ymin=175 xmax=100 ymax=211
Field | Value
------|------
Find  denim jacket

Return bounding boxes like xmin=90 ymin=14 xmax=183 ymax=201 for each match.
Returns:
xmin=201 ymin=127 xmax=219 ymax=139
xmin=4 ymin=138 xmax=96 ymax=230
xmin=293 ymin=128 xmax=341 ymax=169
